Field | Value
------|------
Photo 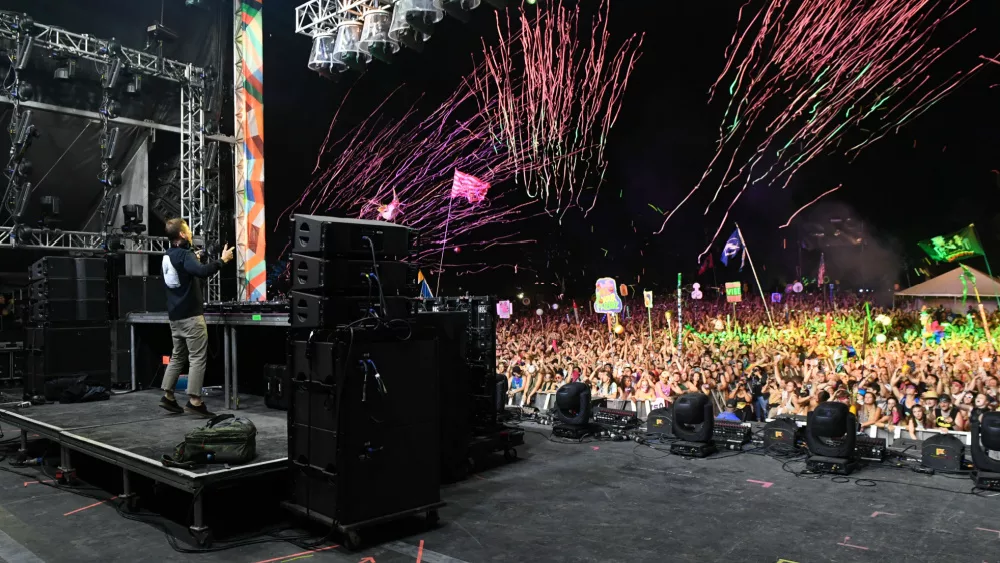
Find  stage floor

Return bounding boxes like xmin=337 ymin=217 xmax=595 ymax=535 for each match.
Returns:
xmin=0 ymin=421 xmax=998 ymax=562
xmin=0 ymin=390 xmax=287 ymax=487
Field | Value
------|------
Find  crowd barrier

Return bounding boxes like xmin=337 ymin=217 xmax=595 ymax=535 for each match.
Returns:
xmin=509 ymin=391 xmax=972 ymax=446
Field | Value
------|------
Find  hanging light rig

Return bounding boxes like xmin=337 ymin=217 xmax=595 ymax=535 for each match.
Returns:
xmin=295 ymin=0 xmax=509 ymax=78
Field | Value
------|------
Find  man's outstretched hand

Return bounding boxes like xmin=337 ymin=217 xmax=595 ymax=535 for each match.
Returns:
xmin=221 ymin=243 xmax=235 ymax=264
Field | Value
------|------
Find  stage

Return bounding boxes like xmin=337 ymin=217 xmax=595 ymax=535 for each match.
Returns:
xmin=0 ymin=419 xmax=998 ymax=562
xmin=0 ymin=390 xmax=287 ymax=542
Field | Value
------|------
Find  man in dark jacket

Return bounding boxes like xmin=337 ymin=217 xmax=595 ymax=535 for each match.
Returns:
xmin=159 ymin=218 xmax=234 ymax=417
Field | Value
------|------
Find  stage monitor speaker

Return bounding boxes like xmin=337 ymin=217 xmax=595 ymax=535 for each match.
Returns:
xmin=30 ymin=257 xmax=106 ymax=281
xmin=921 ymin=433 xmax=964 ymax=472
xmin=763 ymin=417 xmax=800 ymax=452
xmin=291 ymin=254 xmax=417 ymax=294
xmin=646 ymin=407 xmax=674 ymax=437
xmin=291 ymin=214 xmax=417 ymax=259
xmin=117 ymin=276 xmax=166 ymax=317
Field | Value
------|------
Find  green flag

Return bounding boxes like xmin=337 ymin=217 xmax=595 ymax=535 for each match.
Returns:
xmin=917 ymin=224 xmax=984 ymax=263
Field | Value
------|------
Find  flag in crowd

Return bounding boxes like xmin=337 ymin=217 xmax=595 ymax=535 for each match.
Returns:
xmin=720 ymin=229 xmax=745 ymax=270
xmin=917 ymin=224 xmax=984 ymax=264
xmin=817 ymin=252 xmax=826 ymax=285
xmin=698 ymin=254 xmax=714 ymax=276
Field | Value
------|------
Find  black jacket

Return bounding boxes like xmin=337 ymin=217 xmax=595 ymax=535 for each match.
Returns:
xmin=162 ymin=243 xmax=223 ymax=321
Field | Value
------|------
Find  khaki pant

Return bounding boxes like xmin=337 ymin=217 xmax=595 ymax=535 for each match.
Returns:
xmin=162 ymin=315 xmax=209 ymax=397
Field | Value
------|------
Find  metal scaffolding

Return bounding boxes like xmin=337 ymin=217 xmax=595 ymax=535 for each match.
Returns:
xmin=0 ymin=11 xmax=227 ymax=300
xmin=0 ymin=227 xmax=169 ymax=254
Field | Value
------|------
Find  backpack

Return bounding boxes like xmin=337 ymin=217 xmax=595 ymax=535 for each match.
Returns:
xmin=161 ymin=414 xmax=257 ymax=469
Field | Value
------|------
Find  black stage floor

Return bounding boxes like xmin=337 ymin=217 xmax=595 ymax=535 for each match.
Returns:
xmin=0 ymin=390 xmax=287 ymax=485
xmin=1 ymin=420 xmax=999 ymax=562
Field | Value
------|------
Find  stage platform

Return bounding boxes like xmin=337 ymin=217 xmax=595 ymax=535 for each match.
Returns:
xmin=0 ymin=390 xmax=287 ymax=542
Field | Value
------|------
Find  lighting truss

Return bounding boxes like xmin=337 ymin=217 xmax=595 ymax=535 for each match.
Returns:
xmin=0 ymin=11 xmax=213 ymax=267
xmin=294 ymin=0 xmax=388 ymax=36
xmin=0 ymin=227 xmax=169 ymax=254
xmin=0 ymin=13 xmax=202 ymax=82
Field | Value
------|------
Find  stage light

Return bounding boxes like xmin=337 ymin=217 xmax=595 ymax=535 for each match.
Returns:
xmin=307 ymin=32 xmax=338 ymax=73
xmin=438 ymin=0 xmax=480 ymax=23
xmin=102 ymin=59 xmax=123 ymax=90
xmin=670 ymin=392 xmax=716 ymax=457
xmin=11 ymin=80 xmax=33 ymax=101
xmin=552 ymin=382 xmax=594 ymax=438
xmin=40 ymin=195 xmax=60 ymax=228
xmin=125 ymin=74 xmax=142 ymax=96
xmin=101 ymin=127 xmax=119 ymax=160
xmin=122 ymin=204 xmax=147 ymax=234
xmin=389 ymin=2 xmax=430 ymax=52
xmin=100 ymin=170 xmax=122 ymax=188
xmin=805 ymin=401 xmax=858 ymax=475
xmin=103 ymin=193 xmax=121 ymax=228
xmin=402 ymin=0 xmax=444 ymax=35
xmin=360 ymin=9 xmax=398 ymax=63
xmin=53 ymin=57 xmax=77 ymax=81
xmin=971 ymin=412 xmax=1000 ymax=490
xmin=100 ymin=100 xmax=122 ymax=119
xmin=11 ymin=182 xmax=32 ymax=222
xmin=332 ymin=21 xmax=370 ymax=71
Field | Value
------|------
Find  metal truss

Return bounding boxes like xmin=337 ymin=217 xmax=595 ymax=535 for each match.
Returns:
xmin=205 ymin=140 xmax=221 ymax=301
xmin=0 ymin=227 xmax=169 ymax=254
xmin=0 ymin=12 xmax=203 ymax=82
xmin=294 ymin=0 xmax=388 ymax=36
xmin=179 ymin=71 xmax=207 ymax=241
xmin=232 ymin=0 xmax=248 ymax=301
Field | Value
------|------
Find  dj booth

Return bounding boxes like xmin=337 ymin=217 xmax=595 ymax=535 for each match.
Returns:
xmin=126 ymin=310 xmax=290 ymax=409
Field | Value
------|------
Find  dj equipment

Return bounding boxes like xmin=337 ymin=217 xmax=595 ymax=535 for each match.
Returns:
xmin=286 ymin=327 xmax=442 ymax=529
xmin=594 ymin=407 xmax=640 ymax=429
xmin=292 ymin=215 xmax=417 ymax=259
xmin=203 ymin=300 xmax=291 ymax=315
xmin=855 ymin=435 xmax=887 ymax=462
xmin=117 ymin=275 xmax=167 ymax=317
xmin=646 ymin=407 xmax=673 ymax=437
xmin=762 ymin=417 xmax=801 ymax=452
xmin=291 ymin=255 xmax=416 ymax=295
xmin=713 ymin=420 xmax=751 ymax=450
xmin=553 ymin=424 xmax=595 ymax=440
xmin=264 ymin=364 xmax=290 ymax=411
xmin=806 ymin=456 xmax=858 ymax=475
xmin=921 ymin=433 xmax=964 ymax=472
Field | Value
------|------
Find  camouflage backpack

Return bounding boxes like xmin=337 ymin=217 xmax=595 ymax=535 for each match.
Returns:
xmin=162 ymin=414 xmax=257 ymax=469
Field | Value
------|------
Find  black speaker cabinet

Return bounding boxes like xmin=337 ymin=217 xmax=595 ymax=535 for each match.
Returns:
xmin=30 ymin=278 xmax=106 ymax=301
xmin=117 ymin=276 xmax=167 ymax=317
xmin=30 ymin=257 xmax=106 ymax=281
xmin=291 ymin=214 xmax=417 ymax=259
xmin=922 ymin=433 xmax=965 ymax=472
xmin=264 ymin=364 xmax=291 ymax=410
xmin=291 ymin=254 xmax=417 ymax=295
xmin=762 ymin=417 xmax=801 ymax=451
xmin=30 ymin=299 xmax=108 ymax=324
xmin=289 ymin=292 xmax=416 ymax=329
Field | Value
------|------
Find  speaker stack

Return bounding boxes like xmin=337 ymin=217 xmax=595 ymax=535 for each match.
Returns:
xmin=25 ymin=257 xmax=111 ymax=400
xmin=283 ymin=215 xmax=443 ymax=543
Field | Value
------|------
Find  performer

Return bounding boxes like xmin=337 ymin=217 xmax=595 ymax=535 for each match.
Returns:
xmin=159 ymin=218 xmax=234 ymax=417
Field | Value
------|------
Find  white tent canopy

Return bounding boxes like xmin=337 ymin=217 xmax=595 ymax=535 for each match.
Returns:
xmin=895 ymin=266 xmax=1000 ymax=312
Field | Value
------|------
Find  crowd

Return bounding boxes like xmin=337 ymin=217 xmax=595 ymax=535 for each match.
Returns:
xmin=498 ymin=293 xmax=1000 ymax=440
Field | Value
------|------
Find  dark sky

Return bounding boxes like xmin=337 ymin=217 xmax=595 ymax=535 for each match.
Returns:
xmin=264 ymin=1 xmax=1000 ymax=297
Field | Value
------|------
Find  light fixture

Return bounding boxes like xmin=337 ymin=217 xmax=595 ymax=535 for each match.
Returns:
xmin=401 ymin=0 xmax=444 ymax=36
xmin=122 ymin=204 xmax=147 ymax=234
xmin=552 ymin=382 xmax=594 ymax=439
xmin=437 ymin=0 xmax=480 ymax=23
xmin=102 ymin=58 xmax=122 ymax=90
xmin=103 ymin=193 xmax=122 ymax=228
xmin=100 ymin=170 xmax=122 ymax=188
xmin=389 ymin=2 xmax=429 ymax=52
xmin=307 ymin=31 xmax=338 ymax=73
xmin=972 ymin=412 xmax=1000 ymax=490
xmin=332 ymin=21 xmax=369 ymax=71
xmin=125 ymin=73 xmax=141 ymax=96
xmin=360 ymin=9 xmax=398 ymax=63
xmin=40 ymin=196 xmax=60 ymax=228
xmin=53 ymin=57 xmax=77 ymax=81
xmin=669 ymin=392 xmax=716 ymax=457
xmin=805 ymin=401 xmax=858 ymax=475
xmin=101 ymin=127 xmax=119 ymax=160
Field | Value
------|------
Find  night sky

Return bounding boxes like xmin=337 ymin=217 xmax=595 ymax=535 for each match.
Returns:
xmin=263 ymin=0 xmax=1000 ymax=299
